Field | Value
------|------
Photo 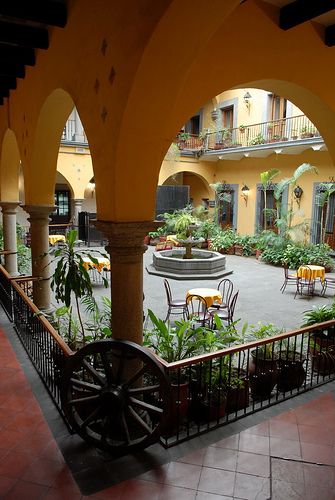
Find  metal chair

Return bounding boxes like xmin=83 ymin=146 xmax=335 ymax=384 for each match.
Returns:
xmin=280 ymin=263 xmax=298 ymax=293
xmin=186 ymin=294 xmax=211 ymax=327
xmin=210 ymin=290 xmax=239 ymax=327
xmin=321 ymin=275 xmax=335 ymax=296
xmin=163 ymin=279 xmax=188 ymax=322
xmin=295 ymin=265 xmax=315 ymax=298
xmin=209 ymin=278 xmax=234 ymax=311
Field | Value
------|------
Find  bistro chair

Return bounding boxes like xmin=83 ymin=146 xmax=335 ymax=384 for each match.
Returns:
xmin=186 ymin=294 xmax=211 ymax=327
xmin=295 ymin=265 xmax=315 ymax=299
xmin=280 ymin=263 xmax=299 ymax=293
xmin=321 ymin=275 xmax=335 ymax=296
xmin=210 ymin=290 xmax=239 ymax=327
xmin=163 ymin=279 xmax=188 ymax=322
xmin=209 ymin=278 xmax=234 ymax=311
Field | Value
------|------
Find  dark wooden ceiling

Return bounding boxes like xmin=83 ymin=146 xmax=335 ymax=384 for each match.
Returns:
xmin=0 ymin=0 xmax=67 ymax=105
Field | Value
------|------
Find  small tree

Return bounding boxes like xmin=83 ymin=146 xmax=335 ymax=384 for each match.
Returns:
xmin=260 ymin=169 xmax=281 ymax=230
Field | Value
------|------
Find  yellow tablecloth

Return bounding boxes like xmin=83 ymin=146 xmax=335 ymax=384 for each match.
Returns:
xmin=48 ymin=234 xmax=66 ymax=245
xmin=82 ymin=257 xmax=110 ymax=272
xmin=297 ymin=265 xmax=325 ymax=281
xmin=186 ymin=287 xmax=222 ymax=308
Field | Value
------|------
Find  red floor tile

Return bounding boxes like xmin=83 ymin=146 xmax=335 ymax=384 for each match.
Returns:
xmin=21 ymin=457 xmax=67 ymax=487
xmin=236 ymin=451 xmax=270 ymax=477
xmin=211 ymin=433 xmax=239 ymax=450
xmin=298 ymin=423 xmax=335 ymax=446
xmin=238 ymin=432 xmax=270 ymax=455
xmin=2 ymin=479 xmax=49 ymax=499
xmin=162 ymin=461 xmax=202 ymax=489
xmin=243 ymin=420 xmax=270 ymax=436
xmin=270 ymin=436 xmax=302 ymax=460
xmin=198 ymin=467 xmax=235 ymax=497
xmin=303 ymin=462 xmax=335 ymax=489
xmin=269 ymin=419 xmax=300 ymax=440
xmin=301 ymin=442 xmax=335 ymax=466
xmin=0 ymin=475 xmax=17 ymax=497
xmin=203 ymin=447 xmax=238 ymax=471
xmin=0 ymin=449 xmax=34 ymax=478
xmin=177 ymin=447 xmax=207 ymax=465
xmin=234 ymin=472 xmax=270 ymax=500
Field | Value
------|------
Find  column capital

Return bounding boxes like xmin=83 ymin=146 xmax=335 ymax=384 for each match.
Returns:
xmin=95 ymin=220 xmax=161 ymax=261
xmin=0 ymin=201 xmax=21 ymax=214
xmin=23 ymin=204 xmax=56 ymax=222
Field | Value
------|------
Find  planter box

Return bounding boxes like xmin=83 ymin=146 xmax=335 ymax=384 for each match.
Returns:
xmin=234 ymin=244 xmax=243 ymax=256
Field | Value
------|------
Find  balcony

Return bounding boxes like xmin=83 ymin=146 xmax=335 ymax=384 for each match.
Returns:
xmin=178 ymin=115 xmax=327 ymax=161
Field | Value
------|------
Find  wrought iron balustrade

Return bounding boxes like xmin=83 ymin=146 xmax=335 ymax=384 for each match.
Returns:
xmin=156 ymin=321 xmax=335 ymax=447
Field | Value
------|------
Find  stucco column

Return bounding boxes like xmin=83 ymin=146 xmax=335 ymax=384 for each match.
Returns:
xmin=73 ymin=198 xmax=83 ymax=231
xmin=95 ymin=220 xmax=159 ymax=345
xmin=23 ymin=205 xmax=55 ymax=311
xmin=0 ymin=201 xmax=20 ymax=276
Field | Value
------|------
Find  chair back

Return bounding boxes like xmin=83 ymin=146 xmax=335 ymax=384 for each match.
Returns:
xmin=164 ymin=279 xmax=172 ymax=305
xmin=218 ymin=278 xmax=234 ymax=306
xmin=228 ymin=291 xmax=239 ymax=321
xmin=186 ymin=294 xmax=208 ymax=324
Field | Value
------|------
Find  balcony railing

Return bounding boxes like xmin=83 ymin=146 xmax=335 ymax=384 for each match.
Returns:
xmin=178 ymin=115 xmax=322 ymax=153
xmin=61 ymin=118 xmax=88 ymax=144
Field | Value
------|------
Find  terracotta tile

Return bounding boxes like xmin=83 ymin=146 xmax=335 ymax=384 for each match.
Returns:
xmin=301 ymin=442 xmax=335 ymax=466
xmin=271 ymin=409 xmax=298 ymax=424
xmin=163 ymin=462 xmax=202 ymax=489
xmin=158 ymin=484 xmax=196 ymax=499
xmin=305 ymin=484 xmax=335 ymax=500
xmin=203 ymin=447 xmax=238 ymax=471
xmin=238 ymin=432 xmax=270 ymax=456
xmin=236 ymin=451 xmax=270 ymax=477
xmin=321 ymin=414 xmax=335 ymax=432
xmin=195 ymin=492 xmax=233 ymax=499
xmin=234 ymin=472 xmax=270 ymax=500
xmin=271 ymin=479 xmax=306 ymax=499
xmin=211 ymin=433 xmax=239 ymax=450
xmin=50 ymin=467 xmax=81 ymax=494
xmin=298 ymin=423 xmax=334 ymax=446
xmin=0 ymin=450 xmax=33 ymax=478
xmin=0 ymin=428 xmax=25 ymax=449
xmin=3 ymin=479 xmax=49 ymax=500
xmin=270 ymin=420 xmax=299 ymax=440
xmin=11 ymin=431 xmax=55 ymax=456
xmin=303 ymin=463 xmax=335 ymax=489
xmin=243 ymin=421 xmax=270 ymax=437
xmin=21 ymin=457 xmax=67 ymax=486
xmin=137 ymin=464 xmax=169 ymax=483
xmin=120 ymin=479 xmax=161 ymax=499
xmin=270 ymin=437 xmax=302 ymax=460
xmin=43 ymin=487 xmax=82 ymax=500
xmin=198 ymin=467 xmax=235 ymax=496
xmin=271 ymin=457 xmax=304 ymax=483
xmin=177 ymin=447 xmax=207 ymax=465
xmin=87 ymin=481 xmax=125 ymax=499
xmin=0 ymin=475 xmax=17 ymax=496
xmin=4 ymin=412 xmax=45 ymax=434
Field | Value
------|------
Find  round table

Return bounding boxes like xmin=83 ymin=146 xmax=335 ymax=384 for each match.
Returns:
xmin=48 ymin=234 xmax=66 ymax=246
xmin=186 ymin=287 xmax=222 ymax=308
xmin=297 ymin=265 xmax=325 ymax=281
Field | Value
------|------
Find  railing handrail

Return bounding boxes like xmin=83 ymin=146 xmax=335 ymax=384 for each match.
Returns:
xmin=8 ymin=271 xmax=73 ymax=357
xmin=154 ymin=319 xmax=335 ymax=370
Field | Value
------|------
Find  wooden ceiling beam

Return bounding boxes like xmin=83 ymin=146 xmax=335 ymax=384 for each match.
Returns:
xmin=0 ymin=77 xmax=17 ymax=91
xmin=325 ymin=23 xmax=335 ymax=45
xmin=0 ymin=20 xmax=49 ymax=49
xmin=0 ymin=62 xmax=25 ymax=78
xmin=0 ymin=44 xmax=35 ymax=66
xmin=0 ymin=0 xmax=67 ymax=28
xmin=280 ymin=0 xmax=335 ymax=30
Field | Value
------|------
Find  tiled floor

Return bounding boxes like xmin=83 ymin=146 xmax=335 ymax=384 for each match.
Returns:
xmin=0 ymin=326 xmax=335 ymax=499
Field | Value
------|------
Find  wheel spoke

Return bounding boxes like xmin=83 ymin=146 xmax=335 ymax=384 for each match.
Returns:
xmin=120 ymin=411 xmax=131 ymax=444
xmin=129 ymin=396 xmax=163 ymax=415
xmin=128 ymin=406 xmax=152 ymax=435
xmin=82 ymin=359 xmax=105 ymax=385
xmin=128 ymin=384 xmax=160 ymax=395
xmin=70 ymin=377 xmax=102 ymax=393
xmin=69 ymin=395 xmax=100 ymax=406
xmin=101 ymin=351 xmax=113 ymax=384
xmin=79 ymin=406 xmax=101 ymax=429
xmin=124 ymin=364 xmax=147 ymax=388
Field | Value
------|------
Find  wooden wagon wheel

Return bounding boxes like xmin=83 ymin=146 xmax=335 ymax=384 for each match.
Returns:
xmin=61 ymin=339 xmax=170 ymax=454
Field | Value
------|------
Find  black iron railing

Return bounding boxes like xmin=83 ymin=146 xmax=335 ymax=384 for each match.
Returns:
xmin=180 ymin=115 xmax=321 ymax=153
xmin=157 ymin=321 xmax=335 ymax=447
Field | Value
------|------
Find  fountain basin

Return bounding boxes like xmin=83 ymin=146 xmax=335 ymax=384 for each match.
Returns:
xmin=146 ymin=248 xmax=232 ymax=280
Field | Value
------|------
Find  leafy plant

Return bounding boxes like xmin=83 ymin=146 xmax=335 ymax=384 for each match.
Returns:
xmin=301 ymin=304 xmax=335 ymax=327
xmin=249 ymin=133 xmax=266 ymax=146
xmin=46 ymin=229 xmax=109 ymax=344
xmin=260 ymin=168 xmax=281 ymax=231
xmin=245 ymin=321 xmax=284 ymax=358
xmin=210 ymin=228 xmax=236 ymax=252
xmin=317 ymin=183 xmax=335 ymax=244
xmin=81 ymin=295 xmax=112 ymax=342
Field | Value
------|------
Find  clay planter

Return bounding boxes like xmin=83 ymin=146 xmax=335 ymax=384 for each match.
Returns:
xmin=255 ymin=249 xmax=263 ymax=260
xmin=234 ymin=244 xmax=244 ymax=256
xmin=249 ymin=350 xmax=278 ymax=401
xmin=310 ymin=348 xmax=335 ymax=375
xmin=277 ymin=354 xmax=306 ymax=392
xmin=166 ymin=382 xmax=190 ymax=430
xmin=226 ymin=378 xmax=250 ymax=413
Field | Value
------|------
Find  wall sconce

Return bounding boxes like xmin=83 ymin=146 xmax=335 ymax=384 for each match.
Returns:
xmin=88 ymin=179 xmax=96 ymax=198
xmin=294 ymin=185 xmax=303 ymax=208
xmin=241 ymin=184 xmax=249 ymax=206
xmin=243 ymin=91 xmax=252 ymax=113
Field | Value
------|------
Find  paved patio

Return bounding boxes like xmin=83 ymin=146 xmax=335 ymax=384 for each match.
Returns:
xmin=0 ymin=245 xmax=333 ymax=498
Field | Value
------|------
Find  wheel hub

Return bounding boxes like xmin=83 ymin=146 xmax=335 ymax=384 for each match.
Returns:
xmin=100 ymin=385 xmax=126 ymax=411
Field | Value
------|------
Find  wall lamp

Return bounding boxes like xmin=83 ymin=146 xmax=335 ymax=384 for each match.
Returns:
xmin=241 ymin=184 xmax=250 ymax=206
xmin=243 ymin=91 xmax=252 ymax=113
xmin=294 ymin=185 xmax=303 ymax=208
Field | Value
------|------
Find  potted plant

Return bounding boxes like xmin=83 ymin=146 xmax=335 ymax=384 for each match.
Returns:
xmin=245 ymin=322 xmax=282 ymax=400
xmin=210 ymin=228 xmax=236 ymax=254
xmin=177 ymin=131 xmax=190 ymax=149
xmin=300 ymin=126 xmax=315 ymax=139
xmin=239 ymin=124 xmax=246 ymax=133
xmin=276 ymin=339 xmax=306 ymax=392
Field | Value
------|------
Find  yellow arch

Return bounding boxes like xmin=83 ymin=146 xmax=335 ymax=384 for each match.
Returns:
xmin=0 ymin=129 xmax=21 ymax=202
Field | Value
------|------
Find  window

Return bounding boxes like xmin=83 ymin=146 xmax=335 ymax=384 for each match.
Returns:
xmin=51 ymin=189 xmax=71 ymax=223
xmin=216 ymin=184 xmax=235 ymax=228
xmin=185 ymin=114 xmax=200 ymax=135
xmin=221 ymin=106 xmax=233 ymax=129
xmin=270 ymin=95 xmax=287 ymax=121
